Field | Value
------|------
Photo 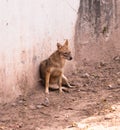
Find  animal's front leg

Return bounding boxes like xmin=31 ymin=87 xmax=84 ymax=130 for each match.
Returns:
xmin=62 ymin=74 xmax=72 ymax=88
xmin=45 ymin=70 xmax=50 ymax=94
xmin=58 ymin=73 xmax=63 ymax=93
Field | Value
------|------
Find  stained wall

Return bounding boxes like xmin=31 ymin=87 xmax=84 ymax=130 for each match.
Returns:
xmin=75 ymin=0 xmax=120 ymax=63
xmin=0 ymin=0 xmax=79 ymax=103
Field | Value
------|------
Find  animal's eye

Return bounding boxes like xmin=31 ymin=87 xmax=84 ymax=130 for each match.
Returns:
xmin=64 ymin=52 xmax=71 ymax=55
xmin=64 ymin=52 xmax=68 ymax=55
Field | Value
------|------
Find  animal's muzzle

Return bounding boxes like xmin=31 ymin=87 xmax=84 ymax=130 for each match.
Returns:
xmin=67 ymin=56 xmax=73 ymax=60
xmin=61 ymin=52 xmax=73 ymax=60
xmin=69 ymin=57 xmax=73 ymax=60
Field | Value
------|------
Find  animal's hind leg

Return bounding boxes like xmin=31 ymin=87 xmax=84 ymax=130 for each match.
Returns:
xmin=62 ymin=74 xmax=72 ymax=88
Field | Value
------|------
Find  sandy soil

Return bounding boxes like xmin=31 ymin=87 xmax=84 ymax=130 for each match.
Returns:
xmin=0 ymin=57 xmax=120 ymax=130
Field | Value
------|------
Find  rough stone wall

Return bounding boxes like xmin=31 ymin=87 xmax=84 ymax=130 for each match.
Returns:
xmin=74 ymin=0 xmax=120 ymax=63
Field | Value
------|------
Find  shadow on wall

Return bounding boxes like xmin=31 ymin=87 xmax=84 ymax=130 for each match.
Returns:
xmin=74 ymin=0 xmax=120 ymax=64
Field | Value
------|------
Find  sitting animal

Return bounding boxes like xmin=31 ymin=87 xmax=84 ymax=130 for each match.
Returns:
xmin=39 ymin=39 xmax=72 ymax=94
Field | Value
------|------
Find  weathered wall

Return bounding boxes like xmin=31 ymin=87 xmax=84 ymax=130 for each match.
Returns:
xmin=75 ymin=0 xmax=120 ymax=64
xmin=0 ymin=0 xmax=79 ymax=103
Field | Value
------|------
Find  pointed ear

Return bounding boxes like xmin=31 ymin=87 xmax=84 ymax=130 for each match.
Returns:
xmin=57 ymin=43 xmax=62 ymax=49
xmin=64 ymin=39 xmax=68 ymax=46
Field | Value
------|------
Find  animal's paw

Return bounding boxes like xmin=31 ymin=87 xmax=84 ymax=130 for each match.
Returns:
xmin=59 ymin=88 xmax=63 ymax=93
xmin=45 ymin=89 xmax=49 ymax=94
xmin=68 ymin=85 xmax=73 ymax=88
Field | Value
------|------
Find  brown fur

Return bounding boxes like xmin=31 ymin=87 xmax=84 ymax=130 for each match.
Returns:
xmin=39 ymin=39 xmax=72 ymax=94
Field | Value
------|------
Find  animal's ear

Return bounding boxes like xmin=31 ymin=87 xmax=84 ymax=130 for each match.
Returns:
xmin=64 ymin=39 xmax=68 ymax=46
xmin=57 ymin=43 xmax=62 ymax=49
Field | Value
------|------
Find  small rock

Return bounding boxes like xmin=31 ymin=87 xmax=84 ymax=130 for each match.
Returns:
xmin=100 ymin=61 xmax=106 ymax=67
xmin=108 ymin=84 xmax=113 ymax=88
xmin=92 ymin=73 xmax=99 ymax=78
xmin=29 ymin=104 xmax=36 ymax=110
xmin=36 ymin=104 xmax=43 ymax=109
xmin=65 ymin=114 xmax=69 ymax=118
xmin=117 ymin=78 xmax=120 ymax=85
xmin=116 ymin=72 xmax=120 ymax=76
xmin=107 ymin=83 xmax=115 ymax=89
xmin=113 ymin=56 xmax=120 ymax=61
xmin=81 ymin=73 xmax=90 ymax=78
xmin=16 ymin=122 xmax=23 ymax=128
xmin=111 ymin=106 xmax=117 ymax=111
xmin=71 ymin=122 xmax=78 ymax=127
xmin=42 ymin=97 xmax=50 ymax=107
xmin=18 ymin=100 xmax=24 ymax=104
xmin=18 ymin=98 xmax=26 ymax=104
xmin=69 ymin=122 xmax=89 ymax=129
xmin=11 ymin=102 xmax=16 ymax=106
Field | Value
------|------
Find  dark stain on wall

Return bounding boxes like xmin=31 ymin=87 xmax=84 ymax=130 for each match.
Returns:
xmin=74 ymin=0 xmax=119 ymax=62
xmin=76 ymin=0 xmax=118 ymax=38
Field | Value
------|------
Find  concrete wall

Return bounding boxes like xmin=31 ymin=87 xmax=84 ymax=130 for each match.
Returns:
xmin=0 ymin=0 xmax=79 ymax=103
xmin=74 ymin=0 xmax=120 ymax=64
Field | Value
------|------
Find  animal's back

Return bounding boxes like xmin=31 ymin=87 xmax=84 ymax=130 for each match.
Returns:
xmin=39 ymin=59 xmax=47 ymax=80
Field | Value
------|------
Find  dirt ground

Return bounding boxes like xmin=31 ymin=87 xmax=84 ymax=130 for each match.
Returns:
xmin=0 ymin=56 xmax=120 ymax=130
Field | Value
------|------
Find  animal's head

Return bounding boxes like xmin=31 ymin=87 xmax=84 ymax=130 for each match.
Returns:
xmin=57 ymin=39 xmax=72 ymax=60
